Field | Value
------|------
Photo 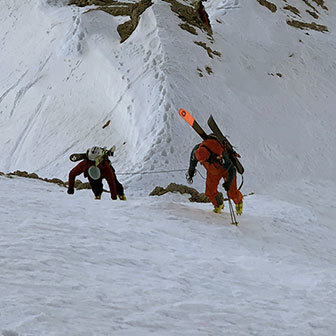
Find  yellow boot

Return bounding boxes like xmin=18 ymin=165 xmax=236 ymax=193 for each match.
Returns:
xmin=94 ymin=195 xmax=101 ymax=200
xmin=235 ymin=201 xmax=243 ymax=215
xmin=213 ymin=203 xmax=224 ymax=214
xmin=118 ymin=194 xmax=127 ymax=201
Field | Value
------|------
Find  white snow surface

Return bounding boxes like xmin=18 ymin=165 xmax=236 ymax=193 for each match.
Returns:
xmin=1 ymin=176 xmax=336 ymax=335
xmin=1 ymin=0 xmax=336 ymax=334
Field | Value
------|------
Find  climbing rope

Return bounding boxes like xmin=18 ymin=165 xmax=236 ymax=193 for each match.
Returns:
xmin=117 ymin=167 xmax=244 ymax=192
xmin=117 ymin=168 xmax=186 ymax=176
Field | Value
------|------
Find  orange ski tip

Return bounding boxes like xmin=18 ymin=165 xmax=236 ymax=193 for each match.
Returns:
xmin=179 ymin=108 xmax=194 ymax=126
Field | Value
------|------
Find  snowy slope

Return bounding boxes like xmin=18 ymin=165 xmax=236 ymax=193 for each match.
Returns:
xmin=1 ymin=176 xmax=336 ymax=335
xmin=1 ymin=1 xmax=336 ymax=335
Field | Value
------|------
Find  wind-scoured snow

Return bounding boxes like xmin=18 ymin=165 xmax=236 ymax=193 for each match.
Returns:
xmin=1 ymin=0 xmax=336 ymax=334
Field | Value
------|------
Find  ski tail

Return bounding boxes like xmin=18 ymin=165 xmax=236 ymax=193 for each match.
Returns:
xmin=179 ymin=108 xmax=194 ymax=126
xmin=105 ymin=145 xmax=116 ymax=157
xmin=207 ymin=115 xmax=244 ymax=175
xmin=69 ymin=153 xmax=87 ymax=162
xmin=179 ymin=108 xmax=208 ymax=140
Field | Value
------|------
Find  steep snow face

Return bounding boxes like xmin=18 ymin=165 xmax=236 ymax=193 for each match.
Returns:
xmin=0 ymin=0 xmax=336 ymax=194
xmin=0 ymin=0 xmax=169 ymax=181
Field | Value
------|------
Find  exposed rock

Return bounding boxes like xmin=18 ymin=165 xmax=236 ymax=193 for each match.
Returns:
xmin=74 ymin=179 xmax=84 ymax=188
xmin=205 ymin=66 xmax=213 ymax=75
xmin=102 ymin=120 xmax=111 ymax=129
xmin=69 ymin=0 xmax=153 ymax=43
xmin=162 ymin=0 xmax=212 ymax=36
xmin=286 ymin=19 xmax=328 ymax=32
xmin=194 ymin=41 xmax=221 ymax=59
xmin=256 ymin=0 xmax=277 ymax=13
xmin=306 ymin=9 xmax=319 ymax=19
xmin=76 ymin=182 xmax=91 ymax=189
xmin=8 ymin=170 xmax=30 ymax=177
xmin=283 ymin=5 xmax=301 ymax=17
xmin=302 ymin=0 xmax=318 ymax=12
xmin=256 ymin=0 xmax=328 ymax=33
xmin=150 ymin=182 xmax=225 ymax=203
xmin=197 ymin=67 xmax=204 ymax=77
xmin=179 ymin=23 xmax=197 ymax=35
xmin=7 ymin=170 xmax=67 ymax=187
xmin=3 ymin=170 xmax=112 ymax=193
xmin=312 ymin=0 xmax=328 ymax=11
xmin=44 ymin=178 xmax=67 ymax=186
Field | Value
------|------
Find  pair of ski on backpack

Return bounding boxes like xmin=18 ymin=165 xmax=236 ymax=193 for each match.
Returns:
xmin=69 ymin=146 xmax=116 ymax=165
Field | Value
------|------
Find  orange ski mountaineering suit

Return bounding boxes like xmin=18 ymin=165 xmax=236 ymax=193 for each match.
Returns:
xmin=191 ymin=138 xmax=243 ymax=207
xmin=68 ymin=159 xmax=117 ymax=199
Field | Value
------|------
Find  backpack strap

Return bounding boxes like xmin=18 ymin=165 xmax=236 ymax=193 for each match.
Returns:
xmin=201 ymin=144 xmax=220 ymax=164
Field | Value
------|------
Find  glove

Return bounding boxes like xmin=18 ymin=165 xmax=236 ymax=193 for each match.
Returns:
xmin=186 ymin=171 xmax=194 ymax=184
xmin=222 ymin=181 xmax=231 ymax=191
xmin=67 ymin=187 xmax=74 ymax=195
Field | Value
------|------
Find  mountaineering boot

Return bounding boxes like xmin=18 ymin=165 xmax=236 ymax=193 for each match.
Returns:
xmin=118 ymin=194 xmax=127 ymax=201
xmin=94 ymin=195 xmax=101 ymax=200
xmin=235 ymin=201 xmax=243 ymax=215
xmin=213 ymin=203 xmax=224 ymax=214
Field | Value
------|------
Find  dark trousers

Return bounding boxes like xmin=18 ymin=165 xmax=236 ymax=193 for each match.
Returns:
xmin=115 ymin=177 xmax=124 ymax=196
xmin=88 ymin=177 xmax=103 ymax=197
xmin=111 ymin=165 xmax=124 ymax=196
xmin=88 ymin=176 xmax=124 ymax=197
